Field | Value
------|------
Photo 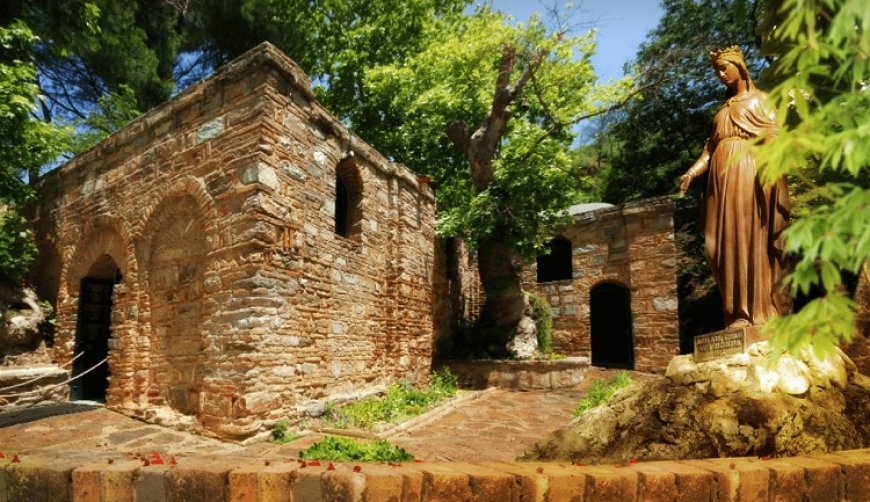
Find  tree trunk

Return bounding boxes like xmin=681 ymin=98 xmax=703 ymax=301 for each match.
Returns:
xmin=476 ymin=236 xmax=539 ymax=358
xmin=477 ymin=236 xmax=525 ymax=328
xmin=445 ymin=44 xmax=547 ymax=357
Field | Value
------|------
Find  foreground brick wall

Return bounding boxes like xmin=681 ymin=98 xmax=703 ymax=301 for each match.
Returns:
xmin=31 ymin=43 xmax=436 ymax=438
xmin=2 ymin=449 xmax=867 ymax=501
xmin=523 ymin=198 xmax=680 ymax=373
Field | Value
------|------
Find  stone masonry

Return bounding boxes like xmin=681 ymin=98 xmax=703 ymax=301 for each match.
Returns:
xmin=522 ymin=197 xmax=681 ymax=373
xmin=31 ymin=43 xmax=436 ymax=439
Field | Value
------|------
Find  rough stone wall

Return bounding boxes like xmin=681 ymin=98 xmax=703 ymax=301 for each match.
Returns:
xmin=522 ymin=197 xmax=680 ymax=373
xmin=31 ymin=43 xmax=436 ymax=438
xmin=432 ymin=239 xmax=483 ymax=359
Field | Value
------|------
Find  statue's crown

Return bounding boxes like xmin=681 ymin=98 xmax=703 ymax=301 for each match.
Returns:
xmin=709 ymin=45 xmax=744 ymax=64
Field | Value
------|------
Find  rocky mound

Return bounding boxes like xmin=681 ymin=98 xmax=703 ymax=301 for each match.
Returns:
xmin=1 ymin=285 xmax=51 ymax=365
xmin=523 ymin=343 xmax=870 ymax=464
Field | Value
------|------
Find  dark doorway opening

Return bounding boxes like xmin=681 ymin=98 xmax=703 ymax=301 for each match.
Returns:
xmin=72 ymin=258 xmax=121 ymax=401
xmin=590 ymin=282 xmax=634 ymax=369
xmin=537 ymin=237 xmax=573 ymax=282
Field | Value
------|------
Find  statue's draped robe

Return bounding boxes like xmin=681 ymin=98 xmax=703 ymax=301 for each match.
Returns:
xmin=702 ymin=89 xmax=790 ymax=326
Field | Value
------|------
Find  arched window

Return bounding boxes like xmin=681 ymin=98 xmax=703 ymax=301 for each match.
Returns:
xmin=335 ymin=160 xmax=363 ymax=240
xmin=537 ymin=237 xmax=573 ymax=282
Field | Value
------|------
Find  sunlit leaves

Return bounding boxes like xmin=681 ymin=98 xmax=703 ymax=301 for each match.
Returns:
xmin=755 ymin=0 xmax=869 ymax=356
xmin=365 ymin=7 xmax=629 ymax=258
xmin=0 ymin=22 xmax=72 ymax=282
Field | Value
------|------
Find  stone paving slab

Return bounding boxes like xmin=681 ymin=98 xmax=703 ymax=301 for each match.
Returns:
xmin=0 ymin=368 xmax=649 ymax=464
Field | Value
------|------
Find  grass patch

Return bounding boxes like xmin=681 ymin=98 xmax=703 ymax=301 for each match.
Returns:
xmin=324 ymin=368 xmax=458 ymax=430
xmin=271 ymin=418 xmax=301 ymax=444
xmin=300 ymin=435 xmax=413 ymax=462
xmin=573 ymin=371 xmax=632 ymax=417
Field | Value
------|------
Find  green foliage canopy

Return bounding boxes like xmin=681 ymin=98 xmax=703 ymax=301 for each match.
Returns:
xmin=756 ymin=0 xmax=869 ymax=357
xmin=364 ymin=8 xmax=631 ymax=258
xmin=0 ymin=22 xmax=72 ymax=282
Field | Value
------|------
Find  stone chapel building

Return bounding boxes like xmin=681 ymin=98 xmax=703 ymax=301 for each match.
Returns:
xmin=524 ymin=198 xmax=681 ymax=373
xmin=31 ymin=43 xmax=437 ymax=438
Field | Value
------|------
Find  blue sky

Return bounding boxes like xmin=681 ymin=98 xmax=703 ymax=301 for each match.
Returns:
xmin=479 ymin=0 xmax=664 ymax=82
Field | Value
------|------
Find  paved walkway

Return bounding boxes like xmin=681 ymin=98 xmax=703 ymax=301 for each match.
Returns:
xmin=0 ymin=368 xmax=649 ymax=463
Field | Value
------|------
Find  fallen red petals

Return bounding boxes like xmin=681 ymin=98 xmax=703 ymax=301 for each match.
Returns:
xmin=536 ymin=467 xmax=544 ymax=474
xmin=352 ymin=465 xmax=361 ymax=473
xmin=11 ymin=454 xmax=20 ymax=463
xmin=760 ymin=456 xmax=770 ymax=461
xmin=169 ymin=457 xmax=177 ymax=466
xmin=327 ymin=463 xmax=335 ymax=471
xmin=629 ymin=459 xmax=638 ymax=464
xmin=308 ymin=460 xmax=321 ymax=467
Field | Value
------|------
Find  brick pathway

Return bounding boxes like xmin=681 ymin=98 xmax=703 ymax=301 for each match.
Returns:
xmin=0 ymin=368 xmax=651 ymax=463
xmin=388 ymin=367 xmax=653 ymax=462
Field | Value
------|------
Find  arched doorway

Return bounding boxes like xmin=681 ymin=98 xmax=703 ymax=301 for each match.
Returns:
xmin=72 ymin=254 xmax=121 ymax=401
xmin=590 ymin=282 xmax=634 ymax=369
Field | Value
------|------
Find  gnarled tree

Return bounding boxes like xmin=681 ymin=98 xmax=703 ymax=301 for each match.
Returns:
xmin=364 ymin=8 xmax=631 ymax=356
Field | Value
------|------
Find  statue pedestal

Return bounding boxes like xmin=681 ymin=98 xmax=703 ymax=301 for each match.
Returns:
xmin=693 ymin=326 xmax=765 ymax=363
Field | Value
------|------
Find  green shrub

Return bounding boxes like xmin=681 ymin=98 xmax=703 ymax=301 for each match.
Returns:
xmin=573 ymin=371 xmax=632 ymax=417
xmin=271 ymin=418 xmax=300 ymax=444
xmin=529 ymin=292 xmax=553 ymax=355
xmin=430 ymin=366 xmax=458 ymax=395
xmin=325 ymin=368 xmax=458 ymax=430
xmin=0 ymin=210 xmax=37 ymax=283
xmin=300 ymin=435 xmax=413 ymax=462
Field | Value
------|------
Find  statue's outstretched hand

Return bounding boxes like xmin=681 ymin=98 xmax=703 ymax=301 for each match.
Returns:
xmin=679 ymin=174 xmax=692 ymax=196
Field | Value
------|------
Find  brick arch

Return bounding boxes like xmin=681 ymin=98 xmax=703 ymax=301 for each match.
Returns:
xmin=133 ymin=175 xmax=219 ymax=242
xmin=61 ymin=218 xmax=136 ymax=299
xmin=136 ymin=191 xmax=212 ymax=416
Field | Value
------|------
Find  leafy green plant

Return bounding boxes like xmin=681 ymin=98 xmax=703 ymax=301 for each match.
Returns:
xmin=430 ymin=366 xmax=458 ymax=395
xmin=0 ymin=210 xmax=38 ymax=283
xmin=529 ymin=292 xmax=553 ymax=355
xmin=271 ymin=418 xmax=300 ymax=444
xmin=324 ymin=368 xmax=458 ymax=430
xmin=299 ymin=435 xmax=413 ymax=462
xmin=573 ymin=371 xmax=632 ymax=417
xmin=753 ymin=0 xmax=869 ymax=358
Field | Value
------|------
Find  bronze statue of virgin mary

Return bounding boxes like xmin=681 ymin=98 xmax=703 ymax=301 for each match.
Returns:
xmin=679 ymin=46 xmax=791 ymax=328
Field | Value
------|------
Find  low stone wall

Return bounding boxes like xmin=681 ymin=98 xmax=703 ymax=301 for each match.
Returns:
xmin=1 ymin=449 xmax=867 ymax=501
xmin=0 ymin=365 xmax=68 ymax=408
xmin=442 ymin=358 xmax=589 ymax=390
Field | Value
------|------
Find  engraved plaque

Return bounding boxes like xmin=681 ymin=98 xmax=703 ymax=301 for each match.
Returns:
xmin=694 ymin=328 xmax=747 ymax=362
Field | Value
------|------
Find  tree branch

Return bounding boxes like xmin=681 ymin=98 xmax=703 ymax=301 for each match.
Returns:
xmin=446 ymin=120 xmax=471 ymax=156
xmin=515 ymin=77 xmax=668 ymax=167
